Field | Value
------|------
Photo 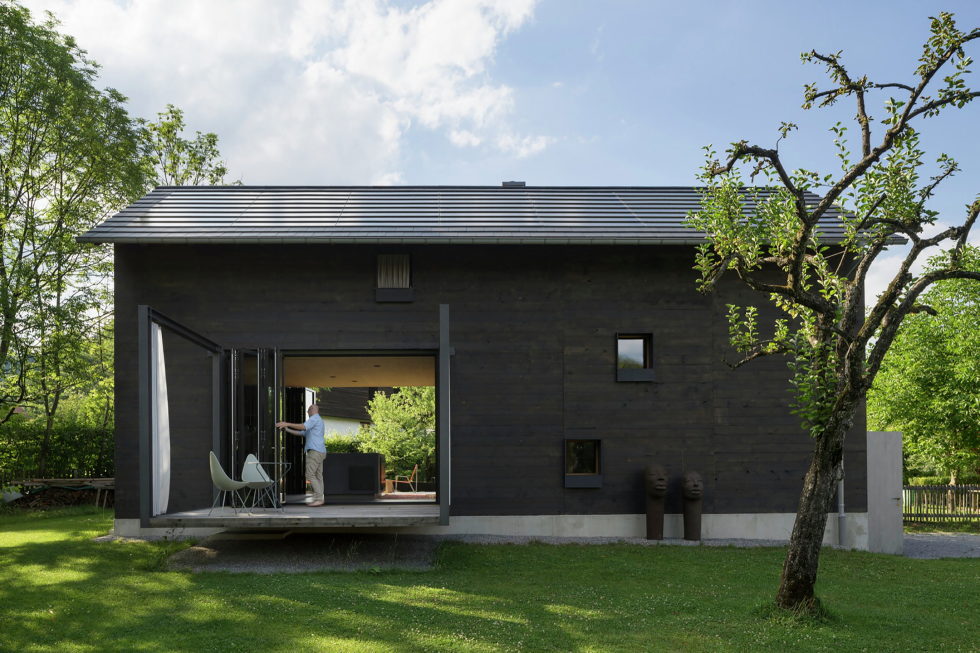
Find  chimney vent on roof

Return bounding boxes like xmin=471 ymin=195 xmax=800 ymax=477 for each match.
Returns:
xmin=502 ymin=181 xmax=526 ymax=187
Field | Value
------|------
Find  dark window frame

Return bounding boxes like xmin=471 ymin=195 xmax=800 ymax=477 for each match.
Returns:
xmin=616 ymin=332 xmax=655 ymax=382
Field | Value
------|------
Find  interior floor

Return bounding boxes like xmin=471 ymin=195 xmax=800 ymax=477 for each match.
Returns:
xmin=283 ymin=492 xmax=436 ymax=504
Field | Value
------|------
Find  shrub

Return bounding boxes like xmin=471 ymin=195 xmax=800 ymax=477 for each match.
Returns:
xmin=356 ymin=387 xmax=435 ymax=481
xmin=907 ymin=474 xmax=980 ymax=486
xmin=0 ymin=420 xmax=113 ymax=481
xmin=324 ymin=434 xmax=362 ymax=454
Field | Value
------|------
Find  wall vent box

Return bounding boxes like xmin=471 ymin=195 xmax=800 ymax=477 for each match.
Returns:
xmin=565 ymin=474 xmax=603 ymax=488
xmin=375 ymin=288 xmax=415 ymax=302
xmin=616 ymin=368 xmax=656 ymax=382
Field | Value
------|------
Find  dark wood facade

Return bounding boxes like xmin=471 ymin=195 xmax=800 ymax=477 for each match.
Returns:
xmin=113 ymin=243 xmax=867 ymax=520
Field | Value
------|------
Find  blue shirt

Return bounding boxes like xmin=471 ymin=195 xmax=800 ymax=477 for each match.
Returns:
xmin=302 ymin=415 xmax=326 ymax=453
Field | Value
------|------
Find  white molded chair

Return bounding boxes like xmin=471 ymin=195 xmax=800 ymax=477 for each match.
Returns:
xmin=209 ymin=451 xmax=248 ymax=515
xmin=242 ymin=454 xmax=279 ymax=511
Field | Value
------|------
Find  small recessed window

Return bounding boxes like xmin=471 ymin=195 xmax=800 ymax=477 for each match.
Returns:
xmin=377 ymin=254 xmax=411 ymax=289
xmin=616 ymin=333 xmax=655 ymax=381
xmin=564 ymin=439 xmax=603 ymax=488
xmin=376 ymin=254 xmax=414 ymax=302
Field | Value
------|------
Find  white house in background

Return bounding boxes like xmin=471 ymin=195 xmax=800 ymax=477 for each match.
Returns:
xmin=317 ymin=387 xmax=384 ymax=437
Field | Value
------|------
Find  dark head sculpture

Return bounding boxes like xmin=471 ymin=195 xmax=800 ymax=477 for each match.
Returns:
xmin=682 ymin=471 xmax=703 ymax=500
xmin=645 ymin=465 xmax=668 ymax=498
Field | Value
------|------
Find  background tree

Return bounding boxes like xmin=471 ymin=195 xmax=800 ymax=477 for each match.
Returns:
xmin=142 ymin=104 xmax=231 ymax=186
xmin=869 ymin=245 xmax=980 ymax=485
xmin=0 ymin=1 xmax=145 ymax=431
xmin=0 ymin=2 xmax=236 ymax=482
xmin=357 ymin=387 xmax=436 ymax=481
xmin=687 ymin=13 xmax=980 ymax=611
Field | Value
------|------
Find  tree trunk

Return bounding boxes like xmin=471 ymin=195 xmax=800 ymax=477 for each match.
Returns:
xmin=38 ymin=414 xmax=55 ymax=478
xmin=775 ymin=409 xmax=851 ymax=610
xmin=37 ymin=390 xmax=61 ymax=478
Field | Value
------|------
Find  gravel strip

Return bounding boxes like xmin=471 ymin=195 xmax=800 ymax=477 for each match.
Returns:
xmin=903 ymin=533 xmax=980 ymax=559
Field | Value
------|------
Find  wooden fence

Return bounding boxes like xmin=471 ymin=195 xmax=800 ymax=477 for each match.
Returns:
xmin=903 ymin=485 xmax=980 ymax=523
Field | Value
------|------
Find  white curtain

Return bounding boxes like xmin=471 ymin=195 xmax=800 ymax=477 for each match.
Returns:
xmin=151 ymin=323 xmax=171 ymax=515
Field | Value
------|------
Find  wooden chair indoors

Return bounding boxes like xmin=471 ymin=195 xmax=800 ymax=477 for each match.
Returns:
xmin=392 ymin=464 xmax=419 ymax=493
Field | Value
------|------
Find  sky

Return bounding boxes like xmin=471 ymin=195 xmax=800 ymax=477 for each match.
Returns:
xmin=21 ymin=0 xmax=980 ymax=303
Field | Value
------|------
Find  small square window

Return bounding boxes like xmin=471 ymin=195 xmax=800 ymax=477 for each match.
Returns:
xmin=564 ymin=439 xmax=603 ymax=488
xmin=376 ymin=254 xmax=414 ymax=302
xmin=565 ymin=439 xmax=600 ymax=474
xmin=616 ymin=333 xmax=655 ymax=382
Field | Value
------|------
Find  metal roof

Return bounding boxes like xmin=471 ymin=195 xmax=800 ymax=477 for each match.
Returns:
xmin=78 ymin=185 xmax=853 ymax=245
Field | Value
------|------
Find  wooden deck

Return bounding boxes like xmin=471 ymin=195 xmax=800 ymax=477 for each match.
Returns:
xmin=150 ymin=502 xmax=441 ymax=528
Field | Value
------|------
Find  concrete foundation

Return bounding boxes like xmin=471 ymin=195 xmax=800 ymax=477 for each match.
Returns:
xmin=114 ymin=519 xmax=222 ymax=539
xmin=115 ymin=512 xmax=870 ymax=549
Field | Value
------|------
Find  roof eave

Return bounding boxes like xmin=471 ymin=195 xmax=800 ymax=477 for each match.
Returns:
xmin=76 ymin=234 xmax=863 ymax=246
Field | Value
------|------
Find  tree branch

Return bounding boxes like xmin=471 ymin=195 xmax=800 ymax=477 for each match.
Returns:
xmin=866 ymin=269 xmax=980 ymax=385
xmin=733 ymin=260 xmax=835 ymax=315
xmin=712 ymin=143 xmax=803 ymax=203
xmin=855 ymin=193 xmax=888 ymax=231
xmin=871 ymin=82 xmax=916 ymax=93
xmin=725 ymin=343 xmax=790 ymax=369
xmin=907 ymin=303 xmax=938 ymax=316
xmin=951 ymin=199 xmax=980 ymax=265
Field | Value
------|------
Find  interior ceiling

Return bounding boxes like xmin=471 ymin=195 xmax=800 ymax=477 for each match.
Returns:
xmin=283 ymin=356 xmax=435 ymax=388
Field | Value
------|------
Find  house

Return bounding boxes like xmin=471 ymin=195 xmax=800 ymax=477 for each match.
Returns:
xmin=318 ymin=387 xmax=382 ymax=437
xmin=79 ymin=184 xmax=899 ymax=549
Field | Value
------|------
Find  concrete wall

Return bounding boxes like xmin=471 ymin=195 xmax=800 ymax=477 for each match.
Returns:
xmin=866 ymin=431 xmax=904 ymax=554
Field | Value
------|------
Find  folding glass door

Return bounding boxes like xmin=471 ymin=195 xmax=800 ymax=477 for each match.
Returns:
xmin=229 ymin=348 xmax=283 ymax=503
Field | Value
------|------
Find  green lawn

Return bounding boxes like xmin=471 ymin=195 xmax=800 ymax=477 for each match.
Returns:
xmin=1 ymin=508 xmax=978 ymax=652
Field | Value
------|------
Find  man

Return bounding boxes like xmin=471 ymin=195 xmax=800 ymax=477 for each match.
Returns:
xmin=276 ymin=404 xmax=326 ymax=506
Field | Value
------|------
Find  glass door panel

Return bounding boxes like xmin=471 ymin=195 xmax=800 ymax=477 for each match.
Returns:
xmin=230 ymin=348 xmax=258 ymax=480
xmin=256 ymin=348 xmax=283 ymax=501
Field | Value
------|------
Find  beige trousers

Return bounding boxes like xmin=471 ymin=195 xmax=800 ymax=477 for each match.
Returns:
xmin=305 ymin=449 xmax=326 ymax=501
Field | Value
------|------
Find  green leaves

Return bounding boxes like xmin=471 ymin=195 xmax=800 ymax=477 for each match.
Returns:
xmin=141 ymin=104 xmax=232 ymax=187
xmin=726 ymin=304 xmax=759 ymax=352
xmin=869 ymin=245 xmax=980 ymax=480
xmin=356 ymin=387 xmax=436 ymax=481
xmin=0 ymin=2 xmax=146 ymax=424
xmin=0 ymin=4 xmax=235 ymax=444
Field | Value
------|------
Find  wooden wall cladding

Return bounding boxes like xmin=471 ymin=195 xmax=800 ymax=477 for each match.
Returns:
xmin=113 ymin=244 xmax=868 ymax=518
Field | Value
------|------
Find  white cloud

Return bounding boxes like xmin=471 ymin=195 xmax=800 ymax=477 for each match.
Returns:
xmin=24 ymin=0 xmax=544 ymax=184
xmin=450 ymin=130 xmax=483 ymax=147
xmin=496 ymin=132 xmax=552 ymax=158
xmin=589 ymin=24 xmax=604 ymax=61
